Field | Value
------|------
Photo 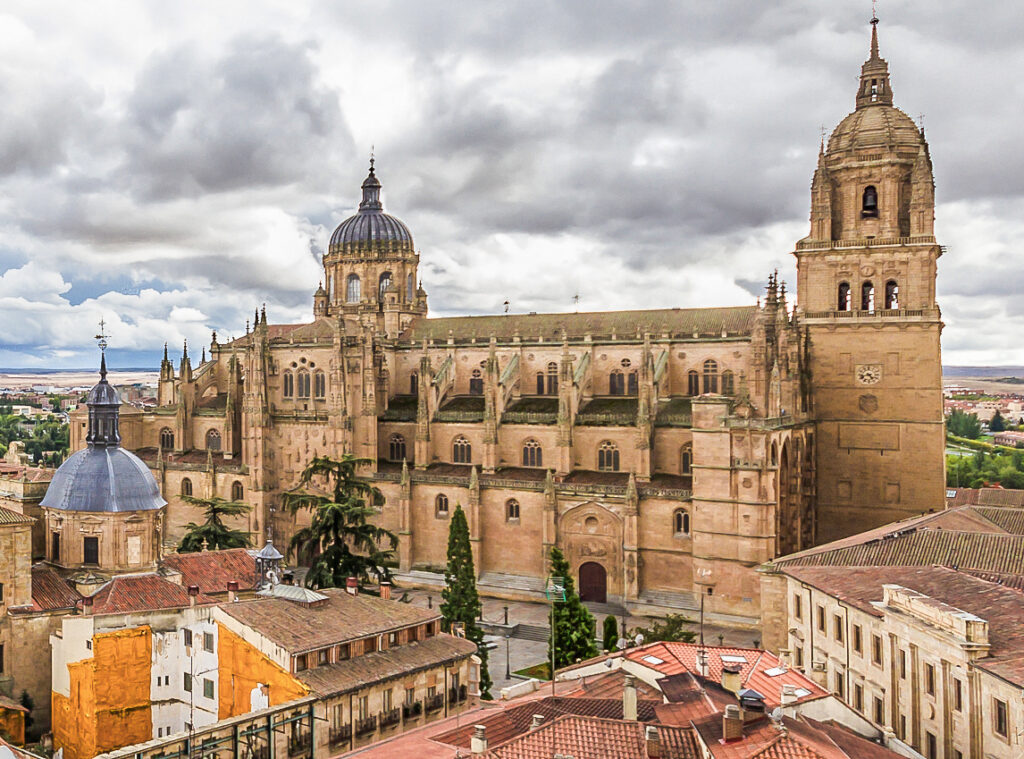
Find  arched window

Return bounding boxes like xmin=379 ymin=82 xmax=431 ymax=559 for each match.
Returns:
xmin=205 ymin=429 xmax=221 ymax=451
xmin=283 ymin=371 xmax=294 ymax=397
xmin=314 ymin=371 xmax=326 ymax=399
xmin=379 ymin=271 xmax=393 ymax=300
xmin=598 ymin=441 xmax=620 ymax=472
xmin=687 ymin=370 xmax=700 ymax=396
xmin=680 ymin=444 xmax=693 ymax=475
xmin=770 ymin=442 xmax=778 ymax=467
xmin=862 ymin=185 xmax=878 ymax=218
xmin=703 ymin=359 xmax=718 ymax=394
xmin=522 ymin=439 xmax=543 ymax=467
xmin=469 ymin=369 xmax=484 ymax=395
xmin=407 ymin=273 xmax=415 ymax=301
xmin=435 ymin=494 xmax=449 ymax=516
xmin=346 ymin=274 xmax=361 ymax=303
xmin=536 ymin=372 xmax=545 ymax=395
xmin=721 ymin=370 xmax=735 ymax=396
xmin=884 ymin=280 xmax=899 ymax=310
xmin=609 ymin=370 xmax=624 ymax=396
xmin=389 ymin=434 xmax=406 ymax=462
xmin=506 ymin=499 xmax=520 ymax=521
xmin=231 ymin=481 xmax=244 ymax=501
xmin=861 ymin=281 xmax=875 ymax=312
xmin=159 ymin=427 xmax=174 ymax=450
xmin=627 ymin=371 xmax=638 ymax=395
xmin=673 ymin=509 xmax=690 ymax=536
xmin=181 ymin=478 xmax=193 ymax=497
xmin=410 ymin=372 xmax=418 ymax=396
xmin=453 ymin=436 xmax=472 ymax=464
xmin=297 ymin=371 xmax=311 ymax=398
xmin=547 ymin=362 xmax=558 ymax=395
xmin=837 ymin=282 xmax=851 ymax=312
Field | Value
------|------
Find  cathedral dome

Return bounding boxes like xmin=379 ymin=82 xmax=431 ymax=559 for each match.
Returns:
xmin=827 ymin=105 xmax=923 ymax=156
xmin=328 ymin=161 xmax=414 ymax=255
xmin=41 ymin=355 xmax=165 ymax=513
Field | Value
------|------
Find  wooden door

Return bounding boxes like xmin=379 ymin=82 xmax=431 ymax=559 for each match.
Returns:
xmin=578 ymin=562 xmax=607 ymax=603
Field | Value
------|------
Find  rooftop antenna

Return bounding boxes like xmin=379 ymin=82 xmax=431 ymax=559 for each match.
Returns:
xmin=370 ymin=144 xmax=375 ymax=172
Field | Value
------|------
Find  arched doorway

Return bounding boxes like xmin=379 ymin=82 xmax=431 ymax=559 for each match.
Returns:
xmin=579 ymin=562 xmax=607 ymax=604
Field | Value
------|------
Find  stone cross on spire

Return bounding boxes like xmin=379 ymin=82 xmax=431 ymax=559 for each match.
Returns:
xmin=856 ymin=10 xmax=893 ymax=109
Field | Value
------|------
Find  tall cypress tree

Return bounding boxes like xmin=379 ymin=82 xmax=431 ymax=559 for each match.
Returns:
xmin=548 ymin=547 xmax=598 ymax=670
xmin=440 ymin=505 xmax=493 ymax=699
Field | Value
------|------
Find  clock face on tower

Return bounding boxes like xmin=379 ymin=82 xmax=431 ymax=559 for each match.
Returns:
xmin=855 ymin=364 xmax=882 ymax=385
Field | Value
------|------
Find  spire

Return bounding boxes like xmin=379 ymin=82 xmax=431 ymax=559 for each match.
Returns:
xmin=85 ymin=331 xmax=122 ymax=449
xmin=359 ymin=153 xmax=383 ymax=212
xmin=856 ymin=13 xmax=893 ymax=109
xmin=163 ymin=343 xmax=169 ymax=362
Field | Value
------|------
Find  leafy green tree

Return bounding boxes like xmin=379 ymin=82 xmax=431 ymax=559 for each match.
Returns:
xmin=947 ymin=409 xmax=982 ymax=439
xmin=440 ymin=505 xmax=492 ymax=699
xmin=283 ymin=454 xmax=397 ymax=589
xmin=602 ymin=615 xmax=619 ymax=651
xmin=629 ymin=614 xmax=697 ymax=644
xmin=990 ymin=410 xmax=1007 ymax=432
xmin=177 ymin=496 xmax=252 ymax=552
xmin=547 ymin=547 xmax=597 ymax=670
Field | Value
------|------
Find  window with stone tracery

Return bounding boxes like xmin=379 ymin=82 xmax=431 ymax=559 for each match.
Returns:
xmin=314 ymin=371 xmax=326 ymax=399
xmin=346 ymin=274 xmax=361 ymax=303
xmin=435 ymin=493 xmax=449 ymax=516
xmin=703 ymin=359 xmax=718 ymax=394
xmin=687 ymin=370 xmax=700 ymax=396
xmin=609 ymin=370 xmax=624 ymax=395
xmin=297 ymin=371 xmax=311 ymax=398
xmin=673 ymin=509 xmax=690 ymax=536
xmin=160 ymin=427 xmax=174 ymax=450
xmin=181 ymin=478 xmax=193 ymax=497
xmin=205 ymin=429 xmax=221 ymax=451
xmin=506 ymin=499 xmax=520 ymax=521
xmin=283 ymin=371 xmax=294 ymax=397
xmin=231 ymin=481 xmax=244 ymax=501
xmin=469 ymin=369 xmax=483 ymax=396
xmin=598 ymin=441 xmax=620 ymax=472
xmin=522 ymin=439 xmax=542 ymax=467
xmin=721 ymin=370 xmax=735 ymax=396
xmin=452 ymin=436 xmax=472 ymax=464
xmin=547 ymin=362 xmax=558 ymax=395
xmin=389 ymin=434 xmax=406 ymax=462
xmin=680 ymin=444 xmax=693 ymax=475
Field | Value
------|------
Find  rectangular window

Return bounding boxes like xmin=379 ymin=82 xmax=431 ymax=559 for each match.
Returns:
xmin=83 ymin=536 xmax=99 ymax=565
xmin=295 ymin=654 xmax=307 ymax=672
xmin=872 ymin=635 xmax=883 ymax=666
xmin=318 ymin=649 xmax=329 ymax=666
xmin=358 ymin=696 xmax=369 ymax=720
xmin=336 ymin=643 xmax=350 ymax=661
xmin=853 ymin=625 xmax=863 ymax=654
xmin=834 ymin=671 xmax=845 ymax=699
xmin=794 ymin=594 xmax=802 ymax=620
xmin=203 ymin=678 xmax=214 ymax=699
xmin=332 ymin=704 xmax=344 ymax=728
xmin=183 ymin=629 xmax=193 ymax=648
xmin=427 ymin=686 xmax=437 ymax=699
xmin=364 ymin=637 xmax=378 ymax=654
xmin=405 ymin=687 xmax=415 ymax=705
xmin=925 ymin=663 xmax=935 ymax=696
xmin=794 ymin=646 xmax=803 ymax=668
xmin=873 ymin=696 xmax=884 ymax=725
xmin=926 ymin=731 xmax=937 ymax=759
xmin=51 ymin=532 xmax=60 ymax=561
xmin=383 ymin=689 xmax=392 ymax=710
xmin=899 ymin=714 xmax=906 ymax=741
xmin=203 ymin=632 xmax=214 ymax=653
xmin=388 ymin=632 xmax=398 ymax=647
xmin=183 ymin=673 xmax=192 ymax=692
xmin=425 ymin=622 xmax=436 ymax=639
xmin=953 ymin=678 xmax=963 ymax=711
xmin=994 ymin=698 xmax=1008 ymax=738
xmin=816 ymin=605 xmax=826 ymax=632
xmin=834 ymin=614 xmax=844 ymax=643
xmin=854 ymin=684 xmax=863 ymax=712
xmin=899 ymin=649 xmax=907 ymax=679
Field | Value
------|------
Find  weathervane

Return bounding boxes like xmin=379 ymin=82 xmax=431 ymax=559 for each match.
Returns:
xmin=94 ymin=318 xmax=110 ymax=355
xmin=871 ymin=0 xmax=878 ymax=23
xmin=370 ymin=144 xmax=375 ymax=171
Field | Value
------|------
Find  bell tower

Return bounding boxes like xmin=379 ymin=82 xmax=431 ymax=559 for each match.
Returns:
xmin=795 ymin=16 xmax=945 ymax=543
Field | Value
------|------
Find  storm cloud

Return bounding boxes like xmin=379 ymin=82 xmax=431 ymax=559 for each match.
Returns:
xmin=0 ymin=1 xmax=1021 ymax=367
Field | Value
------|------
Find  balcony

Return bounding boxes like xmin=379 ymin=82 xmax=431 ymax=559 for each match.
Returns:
xmin=402 ymin=700 xmax=423 ymax=719
xmin=425 ymin=693 xmax=445 ymax=713
xmin=328 ymin=724 xmax=352 ymax=746
xmin=449 ymin=684 xmax=468 ymax=704
xmin=287 ymin=733 xmax=311 ymax=757
xmin=380 ymin=707 xmax=401 ymax=728
xmin=355 ymin=715 xmax=378 ymax=736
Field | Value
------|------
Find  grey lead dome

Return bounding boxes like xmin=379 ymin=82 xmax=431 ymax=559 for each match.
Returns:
xmin=328 ymin=162 xmax=414 ymax=254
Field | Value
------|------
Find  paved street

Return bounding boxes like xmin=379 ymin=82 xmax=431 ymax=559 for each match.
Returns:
xmin=397 ymin=588 xmax=761 ymax=694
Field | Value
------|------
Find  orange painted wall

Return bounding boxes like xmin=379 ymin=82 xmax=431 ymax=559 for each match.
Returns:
xmin=0 ymin=707 xmax=25 ymax=745
xmin=51 ymin=627 xmax=153 ymax=759
xmin=217 ymin=623 xmax=308 ymax=719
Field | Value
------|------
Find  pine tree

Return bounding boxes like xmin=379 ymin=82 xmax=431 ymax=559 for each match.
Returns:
xmin=990 ymin=410 xmax=1007 ymax=432
xmin=177 ymin=496 xmax=252 ymax=552
xmin=440 ymin=505 xmax=492 ymax=699
xmin=283 ymin=454 xmax=397 ymax=589
xmin=547 ymin=547 xmax=597 ymax=670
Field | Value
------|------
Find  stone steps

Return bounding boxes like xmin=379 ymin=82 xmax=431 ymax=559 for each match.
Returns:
xmin=637 ymin=589 xmax=700 ymax=612
xmin=393 ymin=569 xmax=446 ymax=588
xmin=478 ymin=572 xmax=547 ymax=594
xmin=515 ymin=623 xmax=551 ymax=642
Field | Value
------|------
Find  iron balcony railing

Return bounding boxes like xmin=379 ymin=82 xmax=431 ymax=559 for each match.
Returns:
xmin=380 ymin=707 xmax=401 ymax=728
xmin=355 ymin=715 xmax=378 ymax=736
xmin=328 ymin=724 xmax=352 ymax=746
xmin=402 ymin=700 xmax=423 ymax=719
xmin=425 ymin=693 xmax=445 ymax=712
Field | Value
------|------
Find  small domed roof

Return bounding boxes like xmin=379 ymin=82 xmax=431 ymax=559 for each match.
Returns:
xmin=827 ymin=105 xmax=923 ymax=155
xmin=41 ymin=447 xmax=165 ymax=513
xmin=328 ymin=161 xmax=414 ymax=255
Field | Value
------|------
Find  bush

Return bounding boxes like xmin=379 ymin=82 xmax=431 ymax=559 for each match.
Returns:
xmin=602 ymin=615 xmax=619 ymax=651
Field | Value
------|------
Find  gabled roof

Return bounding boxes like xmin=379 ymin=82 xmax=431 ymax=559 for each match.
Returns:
xmin=25 ymin=565 xmax=82 ymax=613
xmin=87 ymin=573 xmax=216 ymax=615
xmin=0 ymin=506 xmax=33 ymax=526
xmin=161 ymin=548 xmax=258 ymax=595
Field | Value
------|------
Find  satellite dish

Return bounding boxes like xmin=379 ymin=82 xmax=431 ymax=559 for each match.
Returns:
xmin=770 ymin=707 xmax=783 ymax=722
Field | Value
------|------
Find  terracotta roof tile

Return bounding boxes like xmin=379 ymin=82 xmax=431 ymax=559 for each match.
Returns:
xmin=0 ymin=506 xmax=34 ymax=525
xmin=219 ymin=587 xmax=440 ymax=653
xmin=564 ymin=669 xmax=663 ymax=700
xmin=973 ymin=506 xmax=1024 ymax=534
xmin=88 ymin=573 xmax=216 ymax=615
xmin=161 ymin=548 xmax=259 ymax=594
xmin=483 ymin=714 xmax=702 ymax=759
xmin=27 ymin=565 xmax=82 ymax=612
xmin=296 ymin=634 xmax=477 ymax=697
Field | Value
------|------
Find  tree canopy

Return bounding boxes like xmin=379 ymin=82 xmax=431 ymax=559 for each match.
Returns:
xmin=283 ymin=454 xmax=397 ymax=589
xmin=947 ymin=409 xmax=982 ymax=439
xmin=177 ymin=495 xmax=252 ymax=552
xmin=548 ymin=547 xmax=598 ymax=670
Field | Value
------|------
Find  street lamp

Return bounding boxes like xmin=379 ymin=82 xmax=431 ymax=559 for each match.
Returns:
xmin=505 ymin=634 xmax=511 ymax=680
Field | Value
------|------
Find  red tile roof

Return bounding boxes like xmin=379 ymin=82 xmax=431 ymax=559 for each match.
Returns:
xmin=692 ymin=713 xmax=897 ymax=759
xmin=26 ymin=565 xmax=82 ymax=613
xmin=483 ymin=714 xmax=702 ymax=759
xmin=0 ymin=506 xmax=33 ymax=525
xmin=563 ymin=669 xmax=664 ymax=700
xmin=161 ymin=548 xmax=258 ymax=594
xmin=87 ymin=573 xmax=216 ymax=615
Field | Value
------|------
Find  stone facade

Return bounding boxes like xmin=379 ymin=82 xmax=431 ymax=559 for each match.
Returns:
xmin=69 ymin=22 xmax=943 ymax=623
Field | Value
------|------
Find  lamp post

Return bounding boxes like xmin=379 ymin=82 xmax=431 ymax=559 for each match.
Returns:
xmin=505 ymin=634 xmax=511 ymax=680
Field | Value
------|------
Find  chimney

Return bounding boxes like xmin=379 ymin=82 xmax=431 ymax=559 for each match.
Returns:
xmin=82 ymin=595 xmax=93 ymax=616
xmin=721 ymin=663 xmax=742 ymax=695
xmin=227 ymin=580 xmax=239 ymax=603
xmin=530 ymin=714 xmax=545 ymax=731
xmin=346 ymin=577 xmax=358 ymax=596
xmin=722 ymin=704 xmax=744 ymax=742
xmin=623 ymin=673 xmax=638 ymax=721
xmin=470 ymin=725 xmax=487 ymax=755
xmin=380 ymin=581 xmax=391 ymax=601
xmin=645 ymin=725 xmax=662 ymax=758
xmin=781 ymin=684 xmax=799 ymax=707
xmin=187 ymin=585 xmax=200 ymax=607
xmin=695 ymin=649 xmax=709 ymax=678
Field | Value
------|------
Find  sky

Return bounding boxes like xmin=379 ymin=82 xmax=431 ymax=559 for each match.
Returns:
xmin=1 ymin=1 xmax=1022 ymax=369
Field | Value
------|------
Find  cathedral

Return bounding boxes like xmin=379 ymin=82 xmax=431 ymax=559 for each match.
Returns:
xmin=70 ymin=19 xmax=944 ymax=622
